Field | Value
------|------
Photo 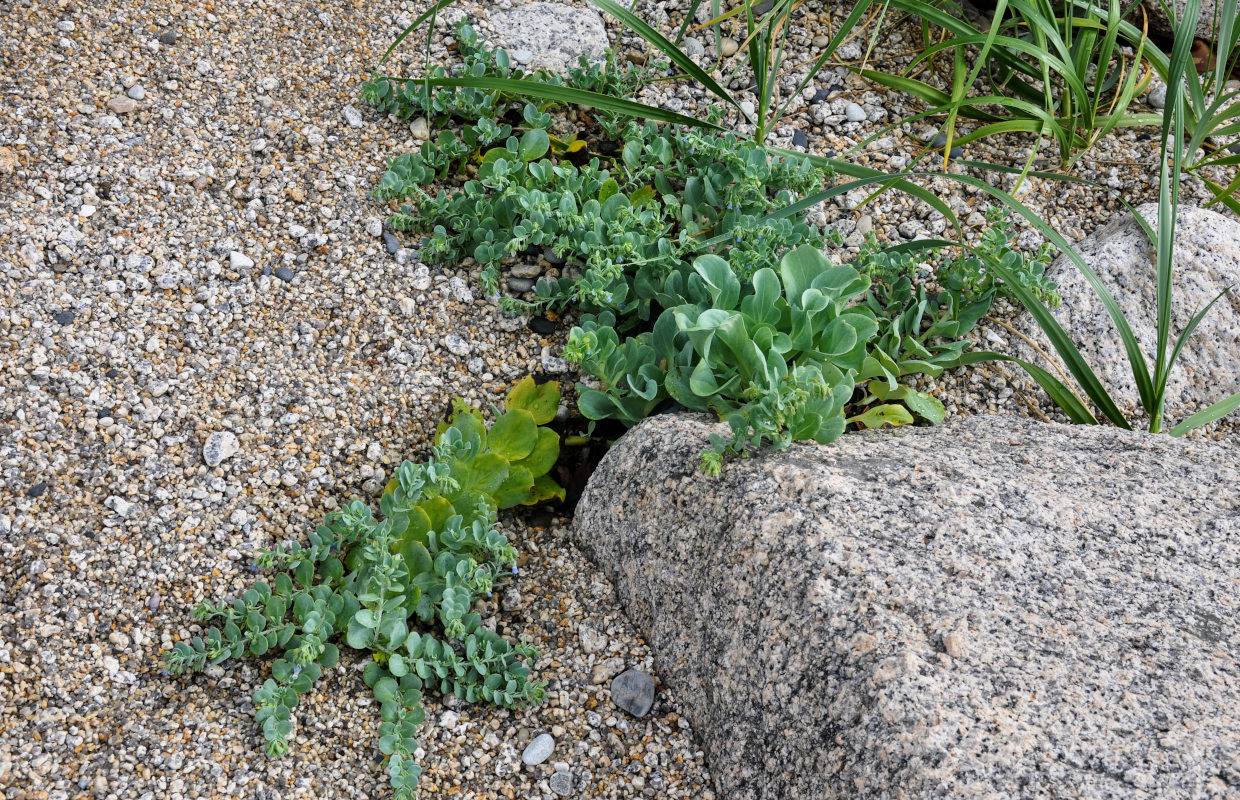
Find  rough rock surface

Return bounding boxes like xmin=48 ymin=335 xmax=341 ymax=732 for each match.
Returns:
xmin=484 ymin=2 xmax=610 ymax=73
xmin=575 ymin=413 xmax=1240 ymax=800
xmin=1009 ymin=203 xmax=1240 ymax=424
xmin=1140 ymin=0 xmax=1234 ymax=42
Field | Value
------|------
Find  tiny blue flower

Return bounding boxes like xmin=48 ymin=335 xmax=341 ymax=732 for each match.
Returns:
xmin=511 ymin=566 xmax=519 ymax=574
xmin=292 ymin=666 xmax=302 ymax=678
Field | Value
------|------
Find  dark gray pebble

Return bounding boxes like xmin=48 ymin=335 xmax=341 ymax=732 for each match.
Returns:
xmin=53 ymin=310 xmax=75 ymax=325
xmin=791 ymin=130 xmax=808 ymax=148
xmin=274 ymin=266 xmax=295 ymax=283
xmin=158 ymin=29 xmax=178 ymax=44
xmin=610 ymin=668 xmax=656 ymax=717
xmin=27 ymin=481 xmax=47 ymax=498
xmin=528 ymin=317 xmax=556 ymax=335
xmin=383 ymin=232 xmax=400 ymax=255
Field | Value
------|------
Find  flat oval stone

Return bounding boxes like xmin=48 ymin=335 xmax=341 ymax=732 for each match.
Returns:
xmin=521 ymin=732 xmax=554 ymax=766
xmin=610 ymin=668 xmax=655 ymax=717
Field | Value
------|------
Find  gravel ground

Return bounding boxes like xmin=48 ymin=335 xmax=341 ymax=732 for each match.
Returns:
xmin=1 ymin=0 xmax=1235 ymax=798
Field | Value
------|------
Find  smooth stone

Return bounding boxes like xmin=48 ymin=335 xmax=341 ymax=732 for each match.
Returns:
xmin=229 ymin=251 xmax=254 ymax=270
xmin=273 ymin=267 xmax=294 ymax=283
xmin=521 ymin=733 xmax=555 ymax=766
xmin=341 ymin=105 xmax=364 ymax=127
xmin=203 ymin=431 xmax=240 ymax=467
xmin=682 ymin=37 xmax=705 ymax=57
xmin=126 ymin=84 xmax=145 ymax=100
xmin=383 ymin=232 xmax=400 ymax=255
xmin=791 ymin=129 xmax=807 ymax=148
xmin=855 ymin=214 xmax=873 ymax=235
xmin=53 ymin=310 xmax=76 ymax=325
xmin=510 ymin=262 xmax=542 ymax=279
xmin=506 ymin=277 xmax=536 ymax=293
xmin=410 ymin=117 xmax=429 ymax=141
xmin=610 ymin=669 xmax=655 ymax=717
xmin=365 ymin=218 xmax=384 ymax=238
xmin=106 ymin=96 xmax=137 ymax=114
xmin=843 ymin=102 xmax=866 ymax=122
xmin=812 ymin=34 xmax=830 ymax=48
xmin=158 ymin=29 xmax=178 ymax=44
xmin=720 ymin=37 xmax=739 ymax=57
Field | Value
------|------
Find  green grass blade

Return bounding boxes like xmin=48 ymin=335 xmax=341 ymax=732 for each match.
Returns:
xmin=957 ymin=351 xmax=1099 ymax=424
xmin=982 ymin=248 xmax=1130 ymax=427
xmin=391 ymin=76 xmax=722 ymax=129
xmin=376 ymin=0 xmax=462 ymax=68
xmin=584 ymin=0 xmax=743 ymax=116
xmin=1167 ymin=391 xmax=1240 ymax=435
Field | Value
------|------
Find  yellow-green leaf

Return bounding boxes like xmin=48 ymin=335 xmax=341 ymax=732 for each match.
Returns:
xmin=506 ymin=376 xmax=559 ymax=424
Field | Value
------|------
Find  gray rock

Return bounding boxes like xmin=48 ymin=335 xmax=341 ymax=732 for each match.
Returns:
xmin=448 ymin=276 xmax=473 ymax=303
xmin=383 ymin=231 xmax=399 ymax=255
xmin=365 ymin=218 xmax=384 ymax=238
xmin=341 ymin=105 xmax=364 ymax=128
xmin=157 ymin=29 xmax=178 ymax=45
xmin=126 ymin=84 xmax=145 ymax=100
xmin=510 ymin=262 xmax=542 ymax=279
xmin=1009 ymin=203 xmax=1240 ymax=422
xmin=575 ymin=413 xmax=1240 ymax=800
xmin=549 ymin=770 xmax=574 ymax=796
xmin=443 ymin=333 xmax=472 ymax=357
xmin=202 ymin=431 xmax=240 ymax=467
xmin=506 ymin=277 xmax=536 ymax=293
xmin=229 ymin=251 xmax=254 ymax=270
xmin=487 ymin=2 xmax=609 ymax=74
xmin=521 ymin=733 xmax=555 ymax=766
xmin=682 ymin=37 xmax=705 ymax=57
xmin=273 ymin=266 xmax=294 ymax=283
xmin=409 ymin=117 xmax=429 ymax=141
xmin=609 ymin=669 xmax=655 ymax=717
xmin=843 ymin=102 xmax=866 ymax=122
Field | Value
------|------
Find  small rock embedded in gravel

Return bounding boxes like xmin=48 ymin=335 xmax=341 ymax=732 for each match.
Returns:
xmin=444 ymin=333 xmax=473 ymax=357
xmin=611 ymin=669 xmax=656 ymax=717
xmin=812 ymin=88 xmax=831 ymax=103
xmin=720 ymin=37 xmax=739 ymax=57
xmin=549 ymin=769 xmax=575 ymax=796
xmin=342 ymin=105 xmax=364 ymax=127
xmin=507 ymin=277 xmax=536 ymax=293
xmin=157 ymin=29 xmax=178 ymax=44
xmin=230 ymin=251 xmax=254 ymax=270
xmin=528 ymin=316 xmax=556 ymax=335
xmin=856 ymin=215 xmax=874 ymax=235
xmin=126 ymin=84 xmax=145 ymax=100
xmin=106 ymin=495 xmax=137 ymax=517
xmin=107 ymin=96 xmax=137 ymax=114
xmin=812 ymin=34 xmax=830 ymax=48
xmin=791 ymin=129 xmax=808 ymax=148
xmin=844 ymin=102 xmax=866 ymax=122
xmin=27 ymin=481 xmax=47 ymax=498
xmin=448 ymin=277 xmax=473 ymax=303
xmin=273 ymin=267 xmax=295 ymax=283
xmin=366 ymin=218 xmax=384 ymax=237
xmin=682 ymin=37 xmax=705 ymax=57
xmin=522 ymin=733 xmax=555 ymax=765
xmin=410 ymin=117 xmax=430 ymax=140
xmin=383 ymin=231 xmax=399 ymax=254
xmin=53 ymin=310 xmax=75 ymax=325
xmin=203 ymin=431 xmax=240 ymax=467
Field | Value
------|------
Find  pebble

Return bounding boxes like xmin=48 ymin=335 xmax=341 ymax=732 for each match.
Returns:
xmin=812 ymin=34 xmax=830 ymax=48
xmin=511 ymin=48 xmax=535 ymax=65
xmin=791 ymin=129 xmax=808 ymax=148
xmin=27 ymin=481 xmax=47 ymax=498
xmin=157 ymin=29 xmax=178 ymax=45
xmin=521 ymin=732 xmax=555 ymax=765
xmin=856 ymin=215 xmax=873 ymax=235
xmin=229 ymin=251 xmax=255 ymax=269
xmin=383 ymin=231 xmax=400 ymax=254
xmin=53 ymin=310 xmax=76 ymax=325
xmin=203 ymin=431 xmax=240 ymax=467
xmin=720 ymin=37 xmax=739 ymax=57
xmin=126 ymin=84 xmax=145 ymax=100
xmin=444 ymin=333 xmax=473 ymax=357
xmin=610 ymin=669 xmax=656 ymax=717
xmin=739 ymin=100 xmax=756 ymax=117
xmin=844 ymin=102 xmax=866 ymax=122
xmin=107 ymin=96 xmax=137 ymax=114
xmin=549 ymin=770 xmax=575 ymax=796
xmin=682 ymin=37 xmax=704 ymax=57
xmin=410 ymin=117 xmax=430 ymax=141
xmin=273 ymin=266 xmax=295 ymax=283
xmin=365 ymin=218 xmax=384 ymax=238
xmin=342 ymin=104 xmax=364 ymax=127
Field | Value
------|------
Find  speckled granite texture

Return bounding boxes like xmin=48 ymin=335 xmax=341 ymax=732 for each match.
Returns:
xmin=1009 ymin=203 xmax=1240 ymax=422
xmin=575 ymin=414 xmax=1240 ymax=800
